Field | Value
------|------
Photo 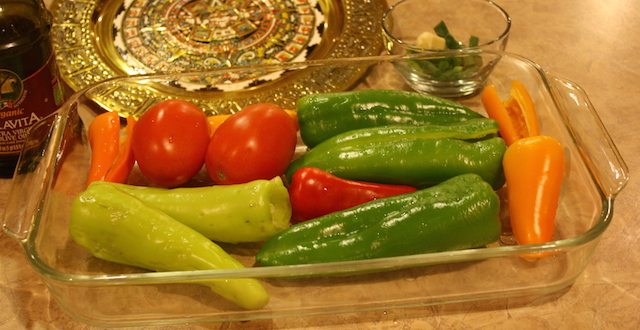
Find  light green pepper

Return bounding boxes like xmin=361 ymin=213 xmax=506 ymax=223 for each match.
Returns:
xmin=98 ymin=177 xmax=291 ymax=243
xmin=69 ymin=182 xmax=270 ymax=310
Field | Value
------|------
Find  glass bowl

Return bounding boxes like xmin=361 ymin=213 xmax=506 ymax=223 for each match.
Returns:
xmin=2 ymin=51 xmax=628 ymax=327
xmin=382 ymin=0 xmax=511 ymax=97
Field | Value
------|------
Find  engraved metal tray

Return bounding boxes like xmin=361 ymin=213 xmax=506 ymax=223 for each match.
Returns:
xmin=49 ymin=0 xmax=385 ymax=114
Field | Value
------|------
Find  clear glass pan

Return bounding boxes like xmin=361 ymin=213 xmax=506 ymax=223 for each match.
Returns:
xmin=2 ymin=51 xmax=629 ymax=327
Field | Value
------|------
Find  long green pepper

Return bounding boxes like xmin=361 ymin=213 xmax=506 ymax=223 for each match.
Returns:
xmin=286 ymin=118 xmax=506 ymax=190
xmin=256 ymin=173 xmax=501 ymax=266
xmin=296 ymin=89 xmax=484 ymax=147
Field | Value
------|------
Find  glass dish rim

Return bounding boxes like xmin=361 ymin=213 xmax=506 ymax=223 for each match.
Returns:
xmin=11 ymin=51 xmax=626 ymax=285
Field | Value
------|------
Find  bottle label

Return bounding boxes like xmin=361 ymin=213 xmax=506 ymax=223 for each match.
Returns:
xmin=0 ymin=52 xmax=64 ymax=156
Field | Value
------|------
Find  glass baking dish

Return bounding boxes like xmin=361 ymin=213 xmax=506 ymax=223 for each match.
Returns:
xmin=2 ymin=52 xmax=629 ymax=327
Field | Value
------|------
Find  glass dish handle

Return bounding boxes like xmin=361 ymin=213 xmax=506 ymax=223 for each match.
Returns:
xmin=548 ymin=75 xmax=629 ymax=197
xmin=2 ymin=112 xmax=60 ymax=242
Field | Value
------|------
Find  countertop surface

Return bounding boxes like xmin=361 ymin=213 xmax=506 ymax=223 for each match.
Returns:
xmin=2 ymin=0 xmax=639 ymax=329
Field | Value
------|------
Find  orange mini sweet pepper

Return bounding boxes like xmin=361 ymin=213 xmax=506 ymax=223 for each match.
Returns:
xmin=87 ymin=112 xmax=136 ymax=186
xmin=482 ymin=81 xmax=564 ymax=258
xmin=207 ymin=109 xmax=299 ymax=136
xmin=502 ymin=135 xmax=564 ymax=254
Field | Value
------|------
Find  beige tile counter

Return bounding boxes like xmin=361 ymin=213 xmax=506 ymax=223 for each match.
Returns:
xmin=1 ymin=0 xmax=639 ymax=328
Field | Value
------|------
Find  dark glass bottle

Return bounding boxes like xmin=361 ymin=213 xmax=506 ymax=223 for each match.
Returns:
xmin=0 ymin=0 xmax=64 ymax=178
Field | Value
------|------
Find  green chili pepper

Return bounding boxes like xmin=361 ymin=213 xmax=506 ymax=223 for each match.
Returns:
xmin=297 ymin=89 xmax=484 ymax=148
xmin=256 ymin=173 xmax=501 ymax=266
xmin=69 ymin=182 xmax=270 ymax=310
xmin=285 ymin=118 xmax=506 ymax=190
xmin=98 ymin=177 xmax=291 ymax=243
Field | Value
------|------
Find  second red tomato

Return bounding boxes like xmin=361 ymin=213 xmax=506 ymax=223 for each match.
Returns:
xmin=206 ymin=103 xmax=298 ymax=185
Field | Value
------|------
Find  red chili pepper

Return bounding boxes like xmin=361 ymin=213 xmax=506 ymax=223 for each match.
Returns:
xmin=289 ymin=167 xmax=418 ymax=223
xmin=87 ymin=112 xmax=137 ymax=187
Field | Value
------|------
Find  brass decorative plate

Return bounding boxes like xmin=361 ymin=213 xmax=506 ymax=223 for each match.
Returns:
xmin=50 ymin=0 xmax=386 ymax=114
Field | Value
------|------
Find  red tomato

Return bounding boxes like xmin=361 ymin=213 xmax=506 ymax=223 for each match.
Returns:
xmin=206 ymin=103 xmax=297 ymax=185
xmin=132 ymin=99 xmax=210 ymax=187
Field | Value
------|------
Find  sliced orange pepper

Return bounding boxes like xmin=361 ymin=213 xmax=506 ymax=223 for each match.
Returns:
xmin=87 ymin=112 xmax=136 ymax=187
xmin=104 ymin=116 xmax=137 ymax=183
xmin=483 ymin=81 xmax=564 ymax=258
xmin=285 ymin=109 xmax=299 ymax=131
xmin=207 ymin=110 xmax=299 ymax=136
xmin=87 ymin=112 xmax=120 ymax=186
xmin=503 ymin=135 xmax=564 ymax=258
xmin=207 ymin=114 xmax=232 ymax=136
xmin=481 ymin=80 xmax=540 ymax=146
